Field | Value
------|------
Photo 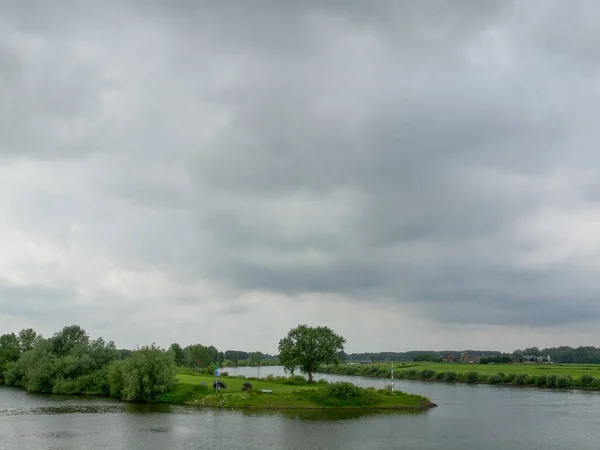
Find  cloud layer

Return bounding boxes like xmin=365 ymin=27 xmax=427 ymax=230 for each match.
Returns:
xmin=2 ymin=1 xmax=600 ymax=352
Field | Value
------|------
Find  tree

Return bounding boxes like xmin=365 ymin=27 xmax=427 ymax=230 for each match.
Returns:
xmin=169 ymin=343 xmax=186 ymax=366
xmin=18 ymin=328 xmax=41 ymax=353
xmin=0 ymin=333 xmax=20 ymax=382
xmin=109 ymin=344 xmax=176 ymax=401
xmin=278 ymin=325 xmax=346 ymax=383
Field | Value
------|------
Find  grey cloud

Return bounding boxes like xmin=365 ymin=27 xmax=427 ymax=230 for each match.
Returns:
xmin=2 ymin=0 xmax=600 ymax=337
xmin=0 ymin=279 xmax=79 ymax=317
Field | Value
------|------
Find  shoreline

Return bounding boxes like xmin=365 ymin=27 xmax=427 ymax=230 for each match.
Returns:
xmin=318 ymin=364 xmax=600 ymax=392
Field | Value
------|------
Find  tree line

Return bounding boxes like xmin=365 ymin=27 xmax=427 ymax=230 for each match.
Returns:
xmin=339 ymin=346 xmax=600 ymax=364
xmin=0 ymin=325 xmax=271 ymax=401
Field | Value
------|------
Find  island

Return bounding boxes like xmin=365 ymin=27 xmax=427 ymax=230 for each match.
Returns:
xmin=158 ymin=372 xmax=436 ymax=410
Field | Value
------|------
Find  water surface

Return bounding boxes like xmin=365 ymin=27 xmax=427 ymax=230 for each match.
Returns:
xmin=2 ymin=366 xmax=600 ymax=449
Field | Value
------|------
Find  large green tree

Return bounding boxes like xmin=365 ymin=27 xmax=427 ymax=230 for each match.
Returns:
xmin=278 ymin=325 xmax=346 ymax=383
xmin=108 ymin=344 xmax=176 ymax=401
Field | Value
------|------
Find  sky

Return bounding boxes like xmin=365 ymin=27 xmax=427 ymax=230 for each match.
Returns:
xmin=2 ymin=1 xmax=600 ymax=354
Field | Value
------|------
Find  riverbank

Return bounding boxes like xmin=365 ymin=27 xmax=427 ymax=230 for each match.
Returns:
xmin=160 ymin=373 xmax=436 ymax=410
xmin=320 ymin=362 xmax=600 ymax=390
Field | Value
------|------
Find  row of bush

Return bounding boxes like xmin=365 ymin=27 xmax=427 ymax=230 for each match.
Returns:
xmin=320 ymin=365 xmax=600 ymax=389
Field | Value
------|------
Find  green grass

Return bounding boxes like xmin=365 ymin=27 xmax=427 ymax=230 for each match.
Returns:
xmin=163 ymin=373 xmax=434 ymax=410
xmin=397 ymin=362 xmax=600 ymax=378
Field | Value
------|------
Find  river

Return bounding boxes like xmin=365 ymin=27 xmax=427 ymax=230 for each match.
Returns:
xmin=1 ymin=366 xmax=600 ymax=449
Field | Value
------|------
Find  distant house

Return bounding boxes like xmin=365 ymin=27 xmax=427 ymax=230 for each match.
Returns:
xmin=442 ymin=354 xmax=456 ymax=363
xmin=514 ymin=355 xmax=552 ymax=363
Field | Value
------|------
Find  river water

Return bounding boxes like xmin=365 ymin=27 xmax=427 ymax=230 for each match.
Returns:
xmin=2 ymin=366 xmax=600 ymax=449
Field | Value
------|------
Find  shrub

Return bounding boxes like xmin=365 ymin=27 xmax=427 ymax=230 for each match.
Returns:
xmin=557 ymin=375 xmax=572 ymax=388
xmin=406 ymin=369 xmax=419 ymax=378
xmin=478 ymin=374 xmax=488 ymax=383
xmin=420 ymin=369 xmax=436 ymax=379
xmin=465 ymin=371 xmax=478 ymax=384
xmin=118 ymin=345 xmax=176 ymax=402
xmin=497 ymin=372 xmax=506 ymax=380
xmin=444 ymin=371 xmax=457 ymax=382
xmin=297 ymin=382 xmax=382 ymax=407
xmin=536 ymin=375 xmax=547 ymax=387
xmin=435 ymin=372 xmax=445 ymax=380
xmin=504 ymin=373 xmax=517 ymax=384
xmin=515 ymin=374 xmax=528 ymax=385
xmin=579 ymin=375 xmax=595 ymax=387
xmin=488 ymin=374 xmax=502 ymax=385
xmin=546 ymin=374 xmax=558 ymax=388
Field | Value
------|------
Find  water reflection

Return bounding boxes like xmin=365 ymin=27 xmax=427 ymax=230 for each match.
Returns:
xmin=244 ymin=408 xmax=424 ymax=422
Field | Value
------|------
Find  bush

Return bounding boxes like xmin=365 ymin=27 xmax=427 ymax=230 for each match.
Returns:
xmin=546 ymin=374 xmax=558 ymax=388
xmin=406 ymin=369 xmax=419 ymax=378
xmin=536 ymin=375 xmax=547 ymax=387
xmin=297 ymin=382 xmax=382 ymax=407
xmin=488 ymin=374 xmax=502 ymax=385
xmin=444 ymin=371 xmax=457 ymax=382
xmin=557 ymin=375 xmax=572 ymax=388
xmin=579 ymin=375 xmax=595 ymax=387
xmin=111 ymin=345 xmax=176 ymax=402
xmin=504 ymin=373 xmax=517 ymax=384
xmin=435 ymin=372 xmax=445 ymax=380
xmin=420 ymin=369 xmax=436 ymax=379
xmin=515 ymin=374 xmax=528 ymax=385
xmin=478 ymin=374 xmax=488 ymax=383
xmin=465 ymin=371 xmax=478 ymax=384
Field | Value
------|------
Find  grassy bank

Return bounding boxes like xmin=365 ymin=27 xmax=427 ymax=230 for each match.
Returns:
xmin=159 ymin=373 xmax=435 ymax=410
xmin=321 ymin=362 xmax=600 ymax=389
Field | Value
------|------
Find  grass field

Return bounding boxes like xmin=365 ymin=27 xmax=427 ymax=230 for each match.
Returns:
xmin=396 ymin=362 xmax=600 ymax=378
xmin=160 ymin=373 xmax=434 ymax=410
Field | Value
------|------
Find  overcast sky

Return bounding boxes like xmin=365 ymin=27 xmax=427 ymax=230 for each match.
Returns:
xmin=2 ymin=1 xmax=600 ymax=354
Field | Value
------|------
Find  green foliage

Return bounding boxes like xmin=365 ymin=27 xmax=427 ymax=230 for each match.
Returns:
xmin=169 ymin=343 xmax=186 ymax=366
xmin=488 ymin=374 xmax=502 ymax=384
xmin=480 ymin=355 xmax=512 ymax=364
xmin=109 ymin=345 xmax=177 ymax=402
xmin=515 ymin=374 xmax=528 ymax=385
xmin=278 ymin=325 xmax=345 ymax=382
xmin=444 ymin=371 xmax=457 ymax=382
xmin=504 ymin=373 xmax=517 ymax=383
xmin=465 ymin=371 xmax=479 ymax=384
xmin=262 ymin=374 xmax=309 ymax=386
xmin=414 ymin=354 xmax=440 ymax=362
xmin=546 ymin=374 xmax=558 ymax=388
xmin=557 ymin=375 xmax=572 ymax=388
xmin=0 ymin=333 xmax=21 ymax=383
xmin=18 ymin=328 xmax=41 ymax=353
xmin=580 ymin=374 xmax=595 ymax=387
xmin=535 ymin=375 xmax=547 ymax=387
xmin=420 ymin=369 xmax=436 ymax=379
xmin=296 ymin=382 xmax=382 ymax=407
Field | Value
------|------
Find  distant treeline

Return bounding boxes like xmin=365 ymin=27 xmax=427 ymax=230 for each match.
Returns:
xmin=340 ymin=346 xmax=600 ymax=364
xmin=339 ymin=350 xmax=502 ymax=362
